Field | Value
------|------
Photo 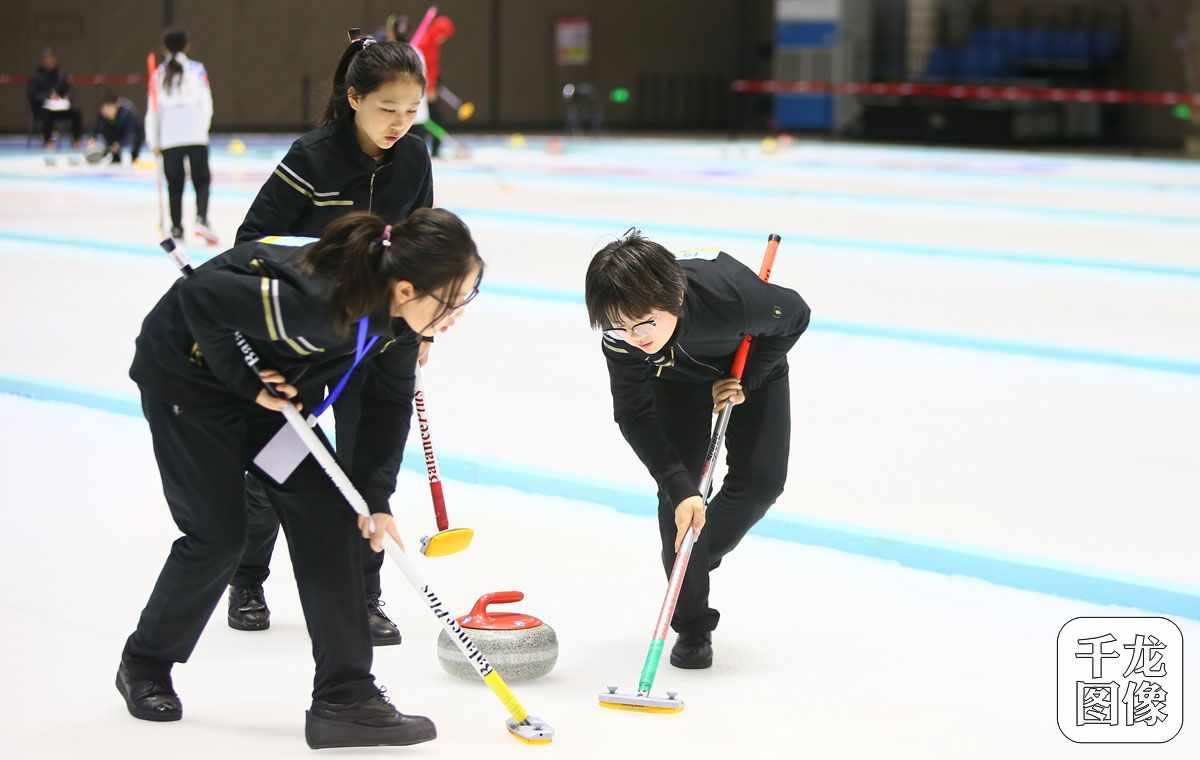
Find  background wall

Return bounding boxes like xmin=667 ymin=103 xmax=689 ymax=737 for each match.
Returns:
xmin=0 ymin=0 xmax=1192 ymax=146
xmin=0 ymin=0 xmax=774 ymax=133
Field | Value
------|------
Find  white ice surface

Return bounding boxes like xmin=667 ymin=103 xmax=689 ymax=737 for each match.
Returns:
xmin=1 ymin=395 xmax=1196 ymax=758
xmin=1 ymin=137 xmax=1198 ymax=756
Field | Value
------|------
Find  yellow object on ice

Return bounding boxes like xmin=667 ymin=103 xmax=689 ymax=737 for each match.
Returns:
xmin=483 ymin=669 xmax=528 ymax=723
xmin=508 ymin=729 xmax=553 ymax=745
xmin=509 ymin=133 xmax=526 ymax=148
xmin=420 ymin=528 xmax=474 ymax=557
xmin=598 ymin=700 xmax=684 ymax=714
xmin=228 ymin=138 xmax=246 ymax=155
xmin=760 ymin=136 xmax=778 ymax=154
xmin=458 ymin=102 xmax=476 ymax=121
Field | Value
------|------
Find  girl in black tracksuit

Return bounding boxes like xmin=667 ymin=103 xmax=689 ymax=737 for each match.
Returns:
xmin=585 ymin=232 xmax=810 ymax=670
xmin=229 ymin=37 xmax=433 ymax=644
xmin=117 ymin=208 xmax=482 ymax=749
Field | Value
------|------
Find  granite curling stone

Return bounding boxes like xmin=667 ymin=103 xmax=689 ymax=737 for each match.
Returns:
xmin=437 ymin=591 xmax=558 ymax=682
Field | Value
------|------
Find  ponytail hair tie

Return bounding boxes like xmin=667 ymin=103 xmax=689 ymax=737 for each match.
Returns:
xmin=380 ymin=225 xmax=393 ymax=247
xmin=346 ymin=28 xmax=376 ymax=47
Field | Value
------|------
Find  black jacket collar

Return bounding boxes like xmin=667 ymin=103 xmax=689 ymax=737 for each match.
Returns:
xmin=335 ymin=113 xmax=394 ymax=172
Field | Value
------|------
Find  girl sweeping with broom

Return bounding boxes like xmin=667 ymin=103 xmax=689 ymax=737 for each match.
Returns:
xmin=117 ymin=208 xmax=482 ymax=749
xmin=585 ymin=231 xmax=810 ymax=670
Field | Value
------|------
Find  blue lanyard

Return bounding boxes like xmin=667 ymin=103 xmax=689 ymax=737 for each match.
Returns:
xmin=312 ymin=317 xmax=378 ymax=417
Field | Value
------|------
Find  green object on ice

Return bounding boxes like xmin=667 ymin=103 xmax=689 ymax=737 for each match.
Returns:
xmin=610 ymin=87 xmax=630 ymax=104
xmin=637 ymin=639 xmax=665 ymax=693
xmin=425 ymin=118 xmax=450 ymax=141
xmin=1173 ymin=104 xmax=1192 ymax=121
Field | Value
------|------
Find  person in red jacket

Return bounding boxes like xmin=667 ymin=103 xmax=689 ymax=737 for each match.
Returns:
xmin=414 ymin=15 xmax=455 ymax=158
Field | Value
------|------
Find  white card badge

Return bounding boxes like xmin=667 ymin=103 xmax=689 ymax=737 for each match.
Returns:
xmin=253 ymin=414 xmax=319 ymax=484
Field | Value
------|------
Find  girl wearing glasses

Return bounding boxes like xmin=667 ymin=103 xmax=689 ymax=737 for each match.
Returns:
xmin=118 ymin=209 xmax=482 ymax=749
xmin=229 ymin=34 xmax=434 ymax=643
xmin=585 ymin=231 xmax=810 ymax=670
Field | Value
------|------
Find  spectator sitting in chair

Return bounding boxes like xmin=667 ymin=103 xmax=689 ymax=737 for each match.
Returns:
xmin=88 ymin=91 xmax=145 ymax=164
xmin=27 ymin=48 xmax=83 ymax=150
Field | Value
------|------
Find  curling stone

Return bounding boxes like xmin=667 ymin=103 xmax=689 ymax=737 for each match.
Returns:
xmin=437 ymin=591 xmax=557 ymax=682
xmin=508 ymin=132 xmax=526 ymax=149
xmin=84 ymin=144 xmax=108 ymax=164
xmin=227 ymin=138 xmax=246 ymax=155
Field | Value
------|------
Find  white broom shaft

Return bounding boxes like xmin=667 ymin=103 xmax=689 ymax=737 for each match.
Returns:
xmin=280 ymin=404 xmax=531 ymax=723
xmin=162 ymin=240 xmax=537 ymax=729
xmin=280 ymin=405 xmax=370 ymax=518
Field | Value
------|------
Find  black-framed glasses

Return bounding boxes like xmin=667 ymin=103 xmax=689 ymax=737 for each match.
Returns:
xmin=430 ymin=271 xmax=482 ymax=312
xmin=603 ymin=317 xmax=657 ymax=342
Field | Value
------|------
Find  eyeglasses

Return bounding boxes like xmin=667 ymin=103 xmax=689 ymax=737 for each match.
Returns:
xmin=603 ymin=318 xmax=656 ymax=342
xmin=429 ymin=271 xmax=482 ymax=313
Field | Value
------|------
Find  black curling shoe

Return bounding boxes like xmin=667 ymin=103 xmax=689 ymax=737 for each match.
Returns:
xmin=115 ymin=663 xmax=182 ymax=722
xmin=669 ymin=631 xmax=713 ymax=669
xmin=305 ymin=689 xmax=436 ymax=749
xmin=366 ymin=594 xmax=401 ymax=646
xmin=227 ymin=584 xmax=270 ymax=631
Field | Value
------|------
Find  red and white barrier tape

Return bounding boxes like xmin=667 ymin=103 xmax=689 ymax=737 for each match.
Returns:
xmin=0 ymin=73 xmax=147 ymax=86
xmin=732 ymin=79 xmax=1200 ymax=106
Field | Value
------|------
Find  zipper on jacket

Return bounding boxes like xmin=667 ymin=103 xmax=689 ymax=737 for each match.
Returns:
xmin=368 ymin=161 xmax=389 ymax=212
xmin=675 ymin=343 xmax=722 ymax=375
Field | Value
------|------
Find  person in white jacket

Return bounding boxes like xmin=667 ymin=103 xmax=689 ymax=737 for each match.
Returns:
xmin=146 ymin=26 xmax=217 ymax=245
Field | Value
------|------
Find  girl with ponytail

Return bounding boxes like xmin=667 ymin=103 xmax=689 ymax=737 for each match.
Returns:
xmin=118 ymin=209 xmax=482 ymax=749
xmin=146 ymin=26 xmax=217 ymax=245
xmin=231 ymin=31 xmax=434 ymax=643
xmin=237 ymin=33 xmax=431 ymax=247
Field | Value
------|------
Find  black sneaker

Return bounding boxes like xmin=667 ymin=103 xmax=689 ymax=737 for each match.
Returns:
xmin=115 ymin=663 xmax=182 ymax=722
xmin=367 ymin=594 xmax=401 ymax=646
xmin=227 ymin=584 xmax=270 ymax=631
xmin=305 ymin=688 xmax=435 ymax=749
xmin=669 ymin=631 xmax=713 ymax=669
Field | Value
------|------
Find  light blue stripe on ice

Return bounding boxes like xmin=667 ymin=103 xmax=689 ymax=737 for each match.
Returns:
xmin=432 ymin=165 xmax=1200 ymax=228
xmin=2 ymin=176 xmax=1200 ymax=277
xmin=3 ymin=372 xmax=1197 ymax=621
xmin=446 ymin=207 xmax=1200 ymax=279
xmin=6 ymin=217 xmax=1200 ymax=281
xmin=481 ymin=285 xmax=1200 ymax=377
xmin=3 ymin=231 xmax=1199 ymax=376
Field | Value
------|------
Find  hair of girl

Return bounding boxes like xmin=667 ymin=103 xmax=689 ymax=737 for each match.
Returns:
xmin=584 ymin=230 xmax=688 ymax=330
xmin=302 ymin=210 xmax=482 ymax=335
xmin=162 ymin=26 xmax=189 ymax=93
xmin=320 ymin=38 xmax=426 ymax=125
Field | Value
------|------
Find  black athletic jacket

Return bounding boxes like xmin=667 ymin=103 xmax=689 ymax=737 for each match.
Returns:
xmin=26 ymin=66 xmax=72 ymax=109
xmin=92 ymin=101 xmax=142 ymax=145
xmin=130 ymin=238 xmax=419 ymax=515
xmin=601 ymin=250 xmax=810 ymax=506
xmin=236 ymin=114 xmax=433 ymax=243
